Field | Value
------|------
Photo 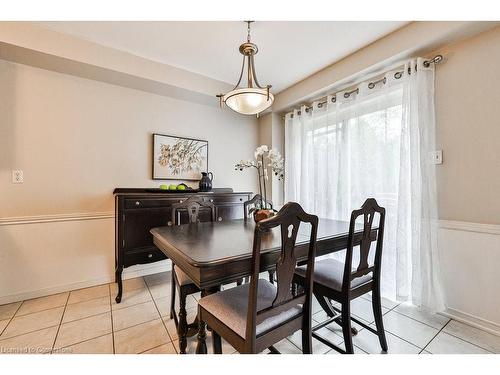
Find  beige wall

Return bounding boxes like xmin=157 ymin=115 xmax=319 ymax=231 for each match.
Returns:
xmin=0 ymin=60 xmax=258 ymax=302
xmin=258 ymin=112 xmax=284 ymax=206
xmin=433 ymin=27 xmax=500 ymax=224
xmin=0 ymin=60 xmax=258 ymax=218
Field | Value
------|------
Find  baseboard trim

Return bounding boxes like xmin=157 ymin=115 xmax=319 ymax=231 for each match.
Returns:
xmin=441 ymin=307 xmax=500 ymax=337
xmin=439 ymin=220 xmax=500 ymax=235
xmin=0 ymin=260 xmax=172 ymax=305
xmin=0 ymin=211 xmax=115 ymax=226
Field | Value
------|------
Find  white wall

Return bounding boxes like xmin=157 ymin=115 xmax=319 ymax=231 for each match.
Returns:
xmin=0 ymin=60 xmax=259 ymax=303
xmin=438 ymin=222 xmax=500 ymax=334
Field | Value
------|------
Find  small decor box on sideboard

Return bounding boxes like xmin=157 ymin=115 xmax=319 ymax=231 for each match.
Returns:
xmin=113 ymin=188 xmax=252 ymax=303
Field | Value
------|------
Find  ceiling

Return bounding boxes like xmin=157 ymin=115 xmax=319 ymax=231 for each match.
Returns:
xmin=36 ymin=21 xmax=409 ymax=93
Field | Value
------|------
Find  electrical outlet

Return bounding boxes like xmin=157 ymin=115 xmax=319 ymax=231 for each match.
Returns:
xmin=430 ymin=150 xmax=443 ymax=165
xmin=12 ymin=170 xmax=24 ymax=183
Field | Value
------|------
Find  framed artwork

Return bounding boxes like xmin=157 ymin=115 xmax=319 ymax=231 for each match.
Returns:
xmin=152 ymin=133 xmax=208 ymax=180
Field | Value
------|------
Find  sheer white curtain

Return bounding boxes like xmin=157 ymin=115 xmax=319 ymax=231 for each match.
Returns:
xmin=285 ymin=58 xmax=444 ymax=311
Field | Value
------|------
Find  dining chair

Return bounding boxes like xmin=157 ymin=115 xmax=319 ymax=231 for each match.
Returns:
xmin=294 ymin=198 xmax=388 ymax=354
xmin=243 ymin=194 xmax=273 ymax=220
xmin=198 ymin=202 xmax=318 ymax=354
xmin=244 ymin=194 xmax=276 ymax=284
xmin=169 ymin=195 xmax=216 ymax=354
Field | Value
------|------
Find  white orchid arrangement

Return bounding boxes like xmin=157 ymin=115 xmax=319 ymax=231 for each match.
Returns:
xmin=235 ymin=145 xmax=284 ymax=211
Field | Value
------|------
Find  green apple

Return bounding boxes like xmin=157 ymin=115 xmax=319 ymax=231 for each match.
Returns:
xmin=168 ymin=184 xmax=177 ymax=190
xmin=177 ymin=184 xmax=186 ymax=191
xmin=159 ymin=184 xmax=168 ymax=190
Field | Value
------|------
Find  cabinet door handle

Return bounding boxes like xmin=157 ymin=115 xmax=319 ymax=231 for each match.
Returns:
xmin=218 ymin=217 xmax=223 ymax=221
xmin=135 ymin=201 xmax=141 ymax=206
xmin=147 ymin=253 xmax=153 ymax=258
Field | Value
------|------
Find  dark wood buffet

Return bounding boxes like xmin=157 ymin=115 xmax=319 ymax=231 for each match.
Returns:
xmin=113 ymin=188 xmax=252 ymax=303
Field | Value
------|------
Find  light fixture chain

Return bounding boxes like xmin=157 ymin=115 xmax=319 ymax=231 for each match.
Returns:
xmin=246 ymin=21 xmax=252 ymax=42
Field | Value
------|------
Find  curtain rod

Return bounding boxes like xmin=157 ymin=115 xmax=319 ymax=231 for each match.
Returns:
xmin=284 ymin=54 xmax=443 ymax=119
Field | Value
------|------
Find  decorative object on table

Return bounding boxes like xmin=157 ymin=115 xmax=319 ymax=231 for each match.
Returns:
xmin=235 ymin=145 xmax=284 ymax=223
xmin=176 ymin=183 xmax=188 ymax=191
xmin=155 ymin=183 xmax=191 ymax=192
xmin=153 ymin=133 xmax=208 ymax=180
xmin=216 ymin=21 xmax=274 ymax=116
xmin=198 ymin=172 xmax=213 ymax=192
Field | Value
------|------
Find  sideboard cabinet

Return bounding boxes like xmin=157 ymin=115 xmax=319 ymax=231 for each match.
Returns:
xmin=113 ymin=188 xmax=252 ymax=302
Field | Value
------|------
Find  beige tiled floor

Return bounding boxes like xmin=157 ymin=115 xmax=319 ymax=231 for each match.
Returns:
xmin=1 ymin=271 xmax=499 ymax=354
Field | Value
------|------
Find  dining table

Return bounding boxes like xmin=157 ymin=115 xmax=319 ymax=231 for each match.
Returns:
xmin=150 ymin=217 xmax=374 ymax=354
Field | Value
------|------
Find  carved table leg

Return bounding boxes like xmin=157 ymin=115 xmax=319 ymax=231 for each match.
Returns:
xmin=196 ymin=317 xmax=208 ymax=354
xmin=195 ymin=287 xmax=219 ymax=354
xmin=178 ymin=289 xmax=188 ymax=354
xmin=315 ymin=293 xmax=336 ymax=317
xmin=315 ymin=293 xmax=358 ymax=335
xmin=115 ymin=265 xmax=123 ymax=303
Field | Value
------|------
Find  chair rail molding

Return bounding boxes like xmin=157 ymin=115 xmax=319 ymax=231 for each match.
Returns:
xmin=0 ymin=211 xmax=115 ymax=226
xmin=439 ymin=219 xmax=500 ymax=235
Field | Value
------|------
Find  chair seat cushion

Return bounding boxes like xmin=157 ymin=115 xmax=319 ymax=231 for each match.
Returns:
xmin=198 ymin=279 xmax=302 ymax=338
xmin=295 ymin=258 xmax=372 ymax=292
xmin=174 ymin=265 xmax=194 ymax=286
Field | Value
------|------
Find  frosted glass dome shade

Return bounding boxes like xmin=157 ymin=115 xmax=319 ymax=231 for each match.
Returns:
xmin=223 ymin=88 xmax=274 ymax=115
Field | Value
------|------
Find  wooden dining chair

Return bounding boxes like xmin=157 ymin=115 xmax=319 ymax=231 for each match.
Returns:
xmin=244 ymin=194 xmax=276 ymax=284
xmin=243 ymin=194 xmax=273 ymax=220
xmin=294 ymin=198 xmax=388 ymax=354
xmin=169 ymin=196 xmax=216 ymax=354
xmin=198 ymin=202 xmax=318 ymax=354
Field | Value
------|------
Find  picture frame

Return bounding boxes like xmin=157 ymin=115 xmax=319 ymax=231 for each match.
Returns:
xmin=152 ymin=133 xmax=208 ymax=180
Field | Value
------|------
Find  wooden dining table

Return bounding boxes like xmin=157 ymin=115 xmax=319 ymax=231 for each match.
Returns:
xmin=150 ymin=218 xmax=373 ymax=354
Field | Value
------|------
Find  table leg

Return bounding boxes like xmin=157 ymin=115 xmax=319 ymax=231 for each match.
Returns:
xmin=195 ymin=317 xmax=208 ymax=354
xmin=195 ymin=286 xmax=219 ymax=354
xmin=314 ymin=292 xmax=358 ymax=336
xmin=315 ymin=293 xmax=337 ymax=317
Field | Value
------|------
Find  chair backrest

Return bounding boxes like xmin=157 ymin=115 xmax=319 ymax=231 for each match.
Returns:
xmin=170 ymin=196 xmax=216 ymax=225
xmin=243 ymin=194 xmax=273 ymax=220
xmin=245 ymin=202 xmax=318 ymax=344
xmin=342 ymin=198 xmax=386 ymax=293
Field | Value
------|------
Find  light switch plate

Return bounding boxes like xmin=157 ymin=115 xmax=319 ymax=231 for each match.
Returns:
xmin=12 ymin=170 xmax=24 ymax=183
xmin=431 ymin=150 xmax=443 ymax=165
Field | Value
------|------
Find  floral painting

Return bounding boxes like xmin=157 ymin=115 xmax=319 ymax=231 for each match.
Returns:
xmin=153 ymin=134 xmax=208 ymax=180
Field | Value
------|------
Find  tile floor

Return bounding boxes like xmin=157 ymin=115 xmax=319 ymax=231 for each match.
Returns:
xmin=1 ymin=272 xmax=499 ymax=354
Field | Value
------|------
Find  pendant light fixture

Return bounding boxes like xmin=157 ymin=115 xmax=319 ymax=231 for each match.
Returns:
xmin=217 ymin=21 xmax=274 ymax=116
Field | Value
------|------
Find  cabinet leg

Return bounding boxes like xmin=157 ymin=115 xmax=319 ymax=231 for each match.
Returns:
xmin=115 ymin=265 xmax=123 ymax=303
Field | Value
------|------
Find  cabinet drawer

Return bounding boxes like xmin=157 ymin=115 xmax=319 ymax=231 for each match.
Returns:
xmin=124 ymin=198 xmax=182 ymax=209
xmin=124 ymin=247 xmax=167 ymax=267
xmin=201 ymin=194 xmax=249 ymax=205
xmin=216 ymin=203 xmax=246 ymax=221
